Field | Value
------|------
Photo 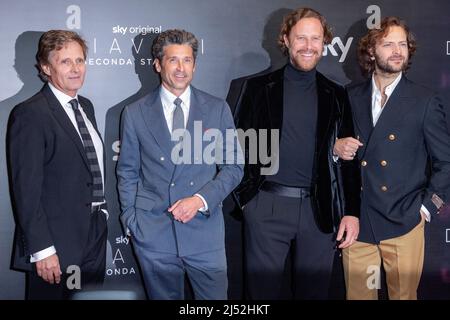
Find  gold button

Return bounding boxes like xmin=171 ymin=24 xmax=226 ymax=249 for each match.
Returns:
xmin=361 ymin=160 xmax=367 ymax=167
xmin=380 ymin=160 xmax=387 ymax=166
xmin=389 ymin=134 xmax=396 ymax=141
xmin=381 ymin=186 xmax=388 ymax=192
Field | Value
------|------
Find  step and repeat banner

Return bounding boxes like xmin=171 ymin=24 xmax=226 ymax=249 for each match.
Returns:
xmin=1 ymin=0 xmax=449 ymax=299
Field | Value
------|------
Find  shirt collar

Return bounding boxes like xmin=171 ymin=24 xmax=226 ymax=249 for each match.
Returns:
xmin=160 ymin=85 xmax=191 ymax=110
xmin=48 ymin=82 xmax=79 ymax=108
xmin=371 ymin=72 xmax=402 ymax=98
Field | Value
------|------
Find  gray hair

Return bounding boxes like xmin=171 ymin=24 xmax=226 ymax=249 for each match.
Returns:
xmin=152 ymin=29 xmax=198 ymax=61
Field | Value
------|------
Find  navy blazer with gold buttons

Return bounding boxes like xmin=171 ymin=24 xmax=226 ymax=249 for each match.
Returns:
xmin=348 ymin=75 xmax=450 ymax=243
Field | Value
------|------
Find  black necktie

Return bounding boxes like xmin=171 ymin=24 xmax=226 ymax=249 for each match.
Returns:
xmin=69 ymin=99 xmax=104 ymax=202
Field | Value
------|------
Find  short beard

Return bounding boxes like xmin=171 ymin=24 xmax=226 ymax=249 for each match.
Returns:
xmin=374 ymin=53 xmax=408 ymax=74
xmin=290 ymin=50 xmax=321 ymax=71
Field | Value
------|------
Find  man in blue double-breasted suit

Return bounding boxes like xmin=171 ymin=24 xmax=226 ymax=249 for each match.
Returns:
xmin=117 ymin=29 xmax=243 ymax=300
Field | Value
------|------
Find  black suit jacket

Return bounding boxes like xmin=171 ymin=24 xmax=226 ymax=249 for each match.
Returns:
xmin=7 ymin=84 xmax=106 ymax=271
xmin=233 ymin=66 xmax=361 ymax=233
xmin=348 ymin=75 xmax=450 ymax=243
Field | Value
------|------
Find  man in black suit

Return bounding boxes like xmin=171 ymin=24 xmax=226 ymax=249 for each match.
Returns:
xmin=7 ymin=30 xmax=108 ymax=300
xmin=233 ymin=7 xmax=361 ymax=299
xmin=334 ymin=17 xmax=450 ymax=300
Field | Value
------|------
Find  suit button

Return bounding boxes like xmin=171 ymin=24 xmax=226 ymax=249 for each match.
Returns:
xmin=170 ymin=182 xmax=175 ymax=187
xmin=361 ymin=186 xmax=363 ymax=191
xmin=381 ymin=186 xmax=388 ymax=192
xmin=160 ymin=156 xmax=165 ymax=161
xmin=361 ymin=160 xmax=367 ymax=167
xmin=380 ymin=160 xmax=387 ymax=167
xmin=87 ymin=182 xmax=92 ymax=187
xmin=388 ymin=134 xmax=396 ymax=141
xmin=189 ymin=181 xmax=194 ymax=186
xmin=85 ymin=203 xmax=91 ymax=207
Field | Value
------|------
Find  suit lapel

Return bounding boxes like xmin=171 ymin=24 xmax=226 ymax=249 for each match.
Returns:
xmin=351 ymin=79 xmax=373 ymax=143
xmin=78 ymin=98 xmax=105 ymax=148
xmin=266 ymin=68 xmax=284 ymax=134
xmin=265 ymin=69 xmax=335 ymax=162
xmin=42 ymin=84 xmax=90 ymax=171
xmin=185 ymin=87 xmax=205 ymax=137
xmin=366 ymin=76 xmax=413 ymax=153
xmin=172 ymin=87 xmax=206 ymax=180
xmin=140 ymin=87 xmax=174 ymax=159
xmin=80 ymin=99 xmax=97 ymax=130
xmin=316 ymin=73 xmax=334 ymax=156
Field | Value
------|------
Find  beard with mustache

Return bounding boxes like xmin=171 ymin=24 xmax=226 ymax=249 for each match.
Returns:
xmin=290 ymin=48 xmax=322 ymax=72
xmin=374 ymin=52 xmax=409 ymax=74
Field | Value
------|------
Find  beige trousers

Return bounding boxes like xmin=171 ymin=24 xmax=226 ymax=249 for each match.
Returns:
xmin=342 ymin=217 xmax=425 ymax=300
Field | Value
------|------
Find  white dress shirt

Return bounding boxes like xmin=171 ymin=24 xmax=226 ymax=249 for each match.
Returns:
xmin=160 ymin=85 xmax=190 ymax=133
xmin=159 ymin=85 xmax=208 ymax=212
xmin=371 ymin=72 xmax=402 ymax=126
xmin=31 ymin=83 xmax=105 ymax=262
xmin=371 ymin=73 xmax=431 ymax=221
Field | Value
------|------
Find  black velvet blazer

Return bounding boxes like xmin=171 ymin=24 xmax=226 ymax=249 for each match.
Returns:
xmin=233 ymin=66 xmax=361 ymax=233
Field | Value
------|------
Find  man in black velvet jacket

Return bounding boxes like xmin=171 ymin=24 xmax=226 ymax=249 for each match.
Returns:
xmin=233 ymin=7 xmax=361 ymax=299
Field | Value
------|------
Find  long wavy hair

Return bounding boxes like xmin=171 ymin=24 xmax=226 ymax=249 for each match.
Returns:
xmin=358 ymin=16 xmax=417 ymax=77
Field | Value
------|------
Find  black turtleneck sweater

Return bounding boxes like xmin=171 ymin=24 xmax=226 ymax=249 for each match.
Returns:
xmin=267 ymin=63 xmax=318 ymax=187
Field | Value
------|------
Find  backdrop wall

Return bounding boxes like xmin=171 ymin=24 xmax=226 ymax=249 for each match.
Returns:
xmin=1 ymin=0 xmax=449 ymax=299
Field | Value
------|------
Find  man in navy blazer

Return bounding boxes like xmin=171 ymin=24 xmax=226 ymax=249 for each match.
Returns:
xmin=117 ymin=29 xmax=243 ymax=300
xmin=8 ymin=30 xmax=108 ymax=299
xmin=334 ymin=17 xmax=450 ymax=299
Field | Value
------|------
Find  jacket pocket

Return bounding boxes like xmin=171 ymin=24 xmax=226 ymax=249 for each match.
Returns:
xmin=135 ymin=196 xmax=156 ymax=213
